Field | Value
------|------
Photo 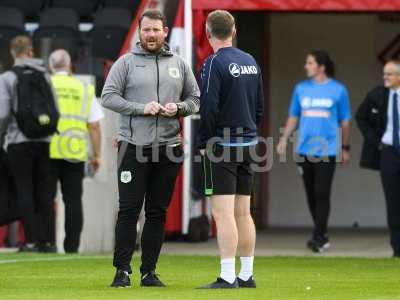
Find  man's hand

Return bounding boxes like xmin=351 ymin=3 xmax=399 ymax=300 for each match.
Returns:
xmin=276 ymin=137 xmax=288 ymax=155
xmin=199 ymin=149 xmax=205 ymax=156
xmin=112 ymin=136 xmax=118 ymax=150
xmin=144 ymin=101 xmax=164 ymax=115
xmin=160 ymin=102 xmax=178 ymax=117
xmin=341 ymin=149 xmax=351 ymax=166
xmin=91 ymin=155 xmax=101 ymax=173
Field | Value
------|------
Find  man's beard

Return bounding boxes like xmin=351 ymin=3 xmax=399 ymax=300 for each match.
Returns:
xmin=140 ymin=37 xmax=164 ymax=53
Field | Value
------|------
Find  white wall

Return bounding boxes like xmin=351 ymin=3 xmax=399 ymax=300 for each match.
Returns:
xmin=268 ymin=13 xmax=398 ymax=228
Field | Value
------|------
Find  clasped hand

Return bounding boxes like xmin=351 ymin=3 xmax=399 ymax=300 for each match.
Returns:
xmin=144 ymin=101 xmax=178 ymax=117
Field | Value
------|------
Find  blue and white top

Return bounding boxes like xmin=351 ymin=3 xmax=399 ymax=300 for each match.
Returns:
xmin=289 ymin=79 xmax=351 ymax=157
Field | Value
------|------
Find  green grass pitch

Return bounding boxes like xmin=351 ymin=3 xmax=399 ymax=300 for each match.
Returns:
xmin=1 ymin=253 xmax=400 ymax=300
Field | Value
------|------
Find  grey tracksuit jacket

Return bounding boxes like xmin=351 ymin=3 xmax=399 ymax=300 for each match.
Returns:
xmin=101 ymin=43 xmax=200 ymax=146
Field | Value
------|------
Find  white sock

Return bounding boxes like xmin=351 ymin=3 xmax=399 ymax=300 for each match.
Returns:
xmin=220 ymin=258 xmax=236 ymax=284
xmin=238 ymin=256 xmax=254 ymax=281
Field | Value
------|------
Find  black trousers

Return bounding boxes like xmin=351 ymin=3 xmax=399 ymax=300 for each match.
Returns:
xmin=7 ymin=142 xmax=53 ymax=245
xmin=113 ymin=143 xmax=182 ymax=274
xmin=49 ymin=159 xmax=84 ymax=253
xmin=0 ymin=149 xmax=18 ymax=225
xmin=297 ymin=156 xmax=336 ymax=237
xmin=380 ymin=145 xmax=400 ymax=254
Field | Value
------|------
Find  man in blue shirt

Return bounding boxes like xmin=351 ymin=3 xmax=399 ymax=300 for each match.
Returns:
xmin=288 ymin=79 xmax=351 ymax=157
xmin=277 ymin=50 xmax=351 ymax=253
xmin=198 ymin=10 xmax=264 ymax=289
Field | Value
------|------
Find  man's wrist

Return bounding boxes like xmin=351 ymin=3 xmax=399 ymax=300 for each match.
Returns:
xmin=280 ymin=136 xmax=288 ymax=142
xmin=175 ymin=103 xmax=182 ymax=116
xmin=132 ymin=103 xmax=146 ymax=115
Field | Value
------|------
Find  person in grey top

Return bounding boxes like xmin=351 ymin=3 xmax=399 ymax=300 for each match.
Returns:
xmin=102 ymin=10 xmax=199 ymax=288
xmin=0 ymin=36 xmax=57 ymax=252
xmin=101 ymin=21 xmax=199 ymax=146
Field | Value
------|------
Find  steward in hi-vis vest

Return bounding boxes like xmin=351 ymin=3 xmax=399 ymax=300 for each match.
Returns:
xmin=47 ymin=49 xmax=103 ymax=254
xmin=50 ymin=74 xmax=94 ymax=161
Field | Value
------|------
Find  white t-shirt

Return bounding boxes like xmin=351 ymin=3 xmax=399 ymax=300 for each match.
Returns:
xmin=88 ymin=96 xmax=104 ymax=123
xmin=381 ymin=89 xmax=400 ymax=145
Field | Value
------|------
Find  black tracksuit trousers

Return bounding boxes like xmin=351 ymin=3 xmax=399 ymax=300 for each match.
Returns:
xmin=7 ymin=142 xmax=53 ymax=245
xmin=49 ymin=159 xmax=85 ymax=253
xmin=113 ymin=143 xmax=182 ymax=274
xmin=297 ymin=156 xmax=336 ymax=238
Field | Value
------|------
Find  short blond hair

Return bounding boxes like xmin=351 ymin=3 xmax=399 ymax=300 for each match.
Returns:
xmin=10 ymin=35 xmax=33 ymax=59
xmin=206 ymin=10 xmax=235 ymax=40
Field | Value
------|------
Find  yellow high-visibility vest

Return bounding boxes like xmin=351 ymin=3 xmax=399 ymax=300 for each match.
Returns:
xmin=50 ymin=74 xmax=94 ymax=161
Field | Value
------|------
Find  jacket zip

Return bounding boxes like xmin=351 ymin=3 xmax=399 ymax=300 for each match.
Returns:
xmin=130 ymin=55 xmax=160 ymax=141
xmin=155 ymin=55 xmax=160 ymax=141
xmin=129 ymin=115 xmax=133 ymax=137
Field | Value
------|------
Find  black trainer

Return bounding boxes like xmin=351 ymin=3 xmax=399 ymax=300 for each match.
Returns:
xmin=38 ymin=243 xmax=57 ymax=253
xmin=197 ymin=277 xmax=239 ymax=289
xmin=110 ymin=270 xmax=131 ymax=288
xmin=307 ymin=235 xmax=330 ymax=253
xmin=19 ymin=244 xmax=38 ymax=253
xmin=237 ymin=276 xmax=256 ymax=288
xmin=140 ymin=271 xmax=166 ymax=287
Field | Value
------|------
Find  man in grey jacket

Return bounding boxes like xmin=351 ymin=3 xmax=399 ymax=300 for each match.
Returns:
xmin=102 ymin=10 xmax=200 ymax=288
xmin=0 ymin=36 xmax=57 ymax=252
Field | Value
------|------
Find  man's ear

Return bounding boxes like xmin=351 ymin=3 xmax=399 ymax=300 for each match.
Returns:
xmin=164 ymin=26 xmax=169 ymax=37
xmin=28 ymin=48 xmax=34 ymax=58
xmin=232 ymin=28 xmax=237 ymax=40
xmin=206 ymin=28 xmax=211 ymax=40
xmin=320 ymin=65 xmax=326 ymax=75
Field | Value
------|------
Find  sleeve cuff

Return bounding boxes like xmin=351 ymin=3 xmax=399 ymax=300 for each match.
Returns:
xmin=176 ymin=102 xmax=184 ymax=116
xmin=132 ymin=103 xmax=146 ymax=115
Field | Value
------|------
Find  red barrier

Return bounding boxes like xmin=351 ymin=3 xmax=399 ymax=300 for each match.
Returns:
xmin=0 ymin=226 xmax=7 ymax=247
xmin=193 ymin=0 xmax=400 ymax=11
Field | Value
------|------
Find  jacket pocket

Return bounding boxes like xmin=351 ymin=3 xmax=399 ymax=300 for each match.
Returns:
xmin=360 ymin=140 xmax=380 ymax=170
xmin=131 ymin=116 xmax=155 ymax=145
xmin=368 ymin=106 xmax=380 ymax=128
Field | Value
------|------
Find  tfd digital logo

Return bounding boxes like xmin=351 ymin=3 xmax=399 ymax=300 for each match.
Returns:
xmin=229 ymin=63 xmax=258 ymax=77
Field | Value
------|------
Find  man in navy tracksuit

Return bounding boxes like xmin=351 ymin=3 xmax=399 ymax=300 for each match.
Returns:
xmin=197 ymin=10 xmax=264 ymax=289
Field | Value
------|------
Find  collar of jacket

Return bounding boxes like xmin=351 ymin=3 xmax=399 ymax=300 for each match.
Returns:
xmin=14 ymin=58 xmax=47 ymax=72
xmin=132 ymin=42 xmax=173 ymax=57
xmin=378 ymin=86 xmax=390 ymax=127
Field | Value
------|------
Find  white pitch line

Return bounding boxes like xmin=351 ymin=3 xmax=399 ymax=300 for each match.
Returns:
xmin=0 ymin=255 xmax=111 ymax=265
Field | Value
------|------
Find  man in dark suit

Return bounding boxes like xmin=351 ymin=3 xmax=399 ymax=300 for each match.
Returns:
xmin=356 ymin=59 xmax=400 ymax=257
